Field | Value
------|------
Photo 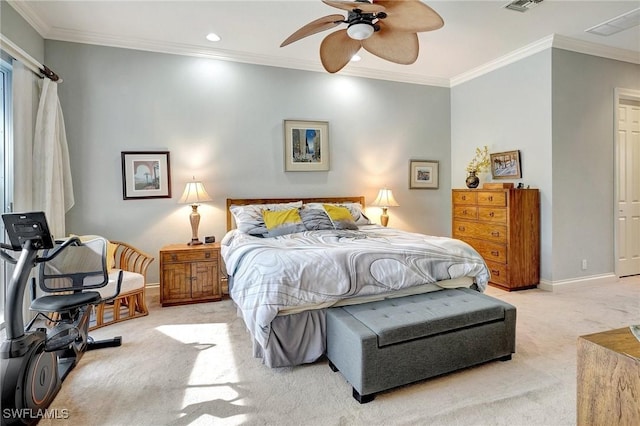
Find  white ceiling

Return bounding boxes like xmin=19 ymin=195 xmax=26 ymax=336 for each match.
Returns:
xmin=9 ymin=0 xmax=640 ymax=86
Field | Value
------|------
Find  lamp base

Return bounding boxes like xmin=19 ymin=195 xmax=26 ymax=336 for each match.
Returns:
xmin=188 ymin=239 xmax=203 ymax=246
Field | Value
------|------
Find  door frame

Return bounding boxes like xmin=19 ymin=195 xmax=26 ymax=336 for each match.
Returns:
xmin=614 ymin=87 xmax=640 ymax=277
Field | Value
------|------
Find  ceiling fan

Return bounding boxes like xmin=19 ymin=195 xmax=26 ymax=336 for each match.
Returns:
xmin=280 ymin=0 xmax=444 ymax=73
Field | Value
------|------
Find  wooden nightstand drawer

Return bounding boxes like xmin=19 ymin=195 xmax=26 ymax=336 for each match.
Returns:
xmin=162 ymin=249 xmax=217 ymax=264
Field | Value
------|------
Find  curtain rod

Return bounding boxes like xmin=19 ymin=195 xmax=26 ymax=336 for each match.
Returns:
xmin=0 ymin=34 xmax=62 ymax=82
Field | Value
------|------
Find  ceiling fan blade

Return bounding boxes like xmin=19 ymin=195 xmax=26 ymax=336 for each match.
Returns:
xmin=322 ymin=0 xmax=386 ymax=14
xmin=320 ymin=29 xmax=362 ymax=73
xmin=280 ymin=14 xmax=346 ymax=47
xmin=361 ymin=25 xmax=419 ymax=64
xmin=375 ymin=0 xmax=444 ymax=32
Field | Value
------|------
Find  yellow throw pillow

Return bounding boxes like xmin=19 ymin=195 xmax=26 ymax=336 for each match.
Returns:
xmin=262 ymin=208 xmax=306 ymax=237
xmin=323 ymin=204 xmax=352 ymax=221
xmin=263 ymin=208 xmax=303 ymax=229
xmin=323 ymin=204 xmax=358 ymax=230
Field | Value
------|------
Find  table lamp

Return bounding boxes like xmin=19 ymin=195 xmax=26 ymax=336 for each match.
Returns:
xmin=179 ymin=177 xmax=212 ymax=245
xmin=371 ymin=188 xmax=399 ymax=227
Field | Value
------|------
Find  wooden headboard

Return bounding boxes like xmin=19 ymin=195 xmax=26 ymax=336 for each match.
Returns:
xmin=226 ymin=196 xmax=366 ymax=231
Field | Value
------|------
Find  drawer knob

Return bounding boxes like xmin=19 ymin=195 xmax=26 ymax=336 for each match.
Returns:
xmin=458 ymin=226 xmax=466 ymax=232
xmin=463 ymin=209 xmax=468 ymax=215
xmin=491 ymin=270 xmax=500 ymax=276
xmin=171 ymin=254 xmax=177 ymax=261
xmin=489 ymin=211 xmax=495 ymax=217
xmin=488 ymin=196 xmax=493 ymax=201
xmin=491 ymin=250 xmax=499 ymax=257
xmin=461 ymin=195 xmax=466 ymax=200
xmin=205 ymin=252 xmax=211 ymax=259
xmin=491 ymin=231 xmax=500 ymax=237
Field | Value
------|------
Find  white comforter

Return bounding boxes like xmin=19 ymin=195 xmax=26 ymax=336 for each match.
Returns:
xmin=221 ymin=225 xmax=489 ymax=348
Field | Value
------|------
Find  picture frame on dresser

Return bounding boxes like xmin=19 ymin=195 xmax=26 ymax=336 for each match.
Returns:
xmin=409 ymin=159 xmax=439 ymax=189
xmin=490 ymin=150 xmax=521 ymax=179
xmin=121 ymin=151 xmax=171 ymax=200
xmin=284 ymin=119 xmax=329 ymax=172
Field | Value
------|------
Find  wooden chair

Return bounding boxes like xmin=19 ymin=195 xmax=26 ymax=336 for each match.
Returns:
xmin=91 ymin=241 xmax=154 ymax=330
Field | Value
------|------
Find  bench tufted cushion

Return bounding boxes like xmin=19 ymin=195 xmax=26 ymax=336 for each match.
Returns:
xmin=341 ymin=288 xmax=507 ymax=347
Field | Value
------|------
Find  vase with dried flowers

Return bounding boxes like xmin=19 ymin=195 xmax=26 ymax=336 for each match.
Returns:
xmin=466 ymin=145 xmax=490 ymax=188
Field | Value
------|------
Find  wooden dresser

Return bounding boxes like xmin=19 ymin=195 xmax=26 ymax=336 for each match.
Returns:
xmin=452 ymin=188 xmax=540 ymax=291
xmin=159 ymin=243 xmax=223 ymax=306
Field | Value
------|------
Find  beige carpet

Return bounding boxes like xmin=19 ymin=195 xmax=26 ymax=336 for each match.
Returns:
xmin=37 ymin=276 xmax=639 ymax=426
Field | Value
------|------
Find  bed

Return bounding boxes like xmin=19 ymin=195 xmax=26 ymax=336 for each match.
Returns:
xmin=222 ymin=196 xmax=490 ymax=367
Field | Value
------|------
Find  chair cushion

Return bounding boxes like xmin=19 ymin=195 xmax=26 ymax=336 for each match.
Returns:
xmin=98 ymin=269 xmax=144 ymax=299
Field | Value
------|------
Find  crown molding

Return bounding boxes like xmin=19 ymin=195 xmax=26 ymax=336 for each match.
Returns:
xmin=44 ymin=26 xmax=450 ymax=87
xmin=450 ymin=35 xmax=555 ymax=87
xmin=7 ymin=0 xmax=51 ymax=38
xmin=552 ymin=34 xmax=640 ymax=65
xmin=451 ymin=33 xmax=640 ymax=87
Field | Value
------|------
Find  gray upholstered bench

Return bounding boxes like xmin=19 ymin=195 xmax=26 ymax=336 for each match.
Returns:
xmin=326 ymin=288 xmax=516 ymax=403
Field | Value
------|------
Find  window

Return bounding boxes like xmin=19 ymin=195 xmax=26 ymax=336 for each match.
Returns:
xmin=0 ymin=57 xmax=12 ymax=329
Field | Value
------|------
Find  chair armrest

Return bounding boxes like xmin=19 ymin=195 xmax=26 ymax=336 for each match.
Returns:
xmin=109 ymin=240 xmax=155 ymax=280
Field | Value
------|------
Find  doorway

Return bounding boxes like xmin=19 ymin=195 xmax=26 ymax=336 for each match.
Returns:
xmin=615 ymin=88 xmax=640 ymax=277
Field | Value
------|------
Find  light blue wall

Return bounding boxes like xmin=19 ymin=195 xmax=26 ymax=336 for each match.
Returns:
xmin=551 ymin=49 xmax=640 ymax=281
xmin=0 ymin=0 xmax=44 ymax=63
xmin=44 ymin=41 xmax=452 ymax=282
xmin=451 ymin=51 xmax=553 ymax=282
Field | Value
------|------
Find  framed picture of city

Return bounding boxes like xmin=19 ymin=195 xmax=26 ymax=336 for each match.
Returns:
xmin=284 ymin=120 xmax=329 ymax=171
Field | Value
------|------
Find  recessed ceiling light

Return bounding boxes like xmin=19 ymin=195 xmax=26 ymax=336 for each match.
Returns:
xmin=206 ymin=33 xmax=221 ymax=42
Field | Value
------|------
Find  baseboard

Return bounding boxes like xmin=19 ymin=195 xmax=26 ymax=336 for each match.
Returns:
xmin=538 ymin=273 xmax=618 ymax=292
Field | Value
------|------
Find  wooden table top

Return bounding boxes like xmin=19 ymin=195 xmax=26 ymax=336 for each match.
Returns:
xmin=580 ymin=327 xmax=640 ymax=359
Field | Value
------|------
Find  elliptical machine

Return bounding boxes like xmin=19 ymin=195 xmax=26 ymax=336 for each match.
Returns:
xmin=1 ymin=212 xmax=123 ymax=425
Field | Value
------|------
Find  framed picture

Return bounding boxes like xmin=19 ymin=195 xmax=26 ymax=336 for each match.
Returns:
xmin=409 ymin=160 xmax=439 ymax=189
xmin=121 ymin=151 xmax=171 ymax=199
xmin=284 ymin=120 xmax=329 ymax=171
xmin=490 ymin=150 xmax=522 ymax=179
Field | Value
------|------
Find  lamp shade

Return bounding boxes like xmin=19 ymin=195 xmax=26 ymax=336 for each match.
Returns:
xmin=179 ymin=180 xmax=212 ymax=205
xmin=371 ymin=188 xmax=399 ymax=208
xmin=347 ymin=22 xmax=375 ymax=40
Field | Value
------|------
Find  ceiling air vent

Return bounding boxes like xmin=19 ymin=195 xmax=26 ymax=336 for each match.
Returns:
xmin=504 ymin=0 xmax=543 ymax=13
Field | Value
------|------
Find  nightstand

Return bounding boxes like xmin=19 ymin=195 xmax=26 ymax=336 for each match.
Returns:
xmin=159 ymin=243 xmax=222 ymax=307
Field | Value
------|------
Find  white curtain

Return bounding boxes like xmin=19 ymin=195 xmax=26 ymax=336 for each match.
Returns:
xmin=11 ymin=61 xmax=37 ymax=212
xmin=32 ymin=78 xmax=74 ymax=238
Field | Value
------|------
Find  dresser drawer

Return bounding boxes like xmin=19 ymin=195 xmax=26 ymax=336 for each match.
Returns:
xmin=485 ymin=260 xmax=509 ymax=286
xmin=478 ymin=207 xmax=507 ymax=223
xmin=453 ymin=220 xmax=507 ymax=244
xmin=453 ymin=206 xmax=478 ymax=220
xmin=467 ymin=239 xmax=507 ymax=264
xmin=162 ymin=249 xmax=217 ymax=264
xmin=452 ymin=191 xmax=477 ymax=205
xmin=477 ymin=191 xmax=506 ymax=206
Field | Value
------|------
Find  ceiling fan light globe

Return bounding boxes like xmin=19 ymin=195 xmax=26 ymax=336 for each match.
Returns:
xmin=347 ymin=23 xmax=374 ymax=40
